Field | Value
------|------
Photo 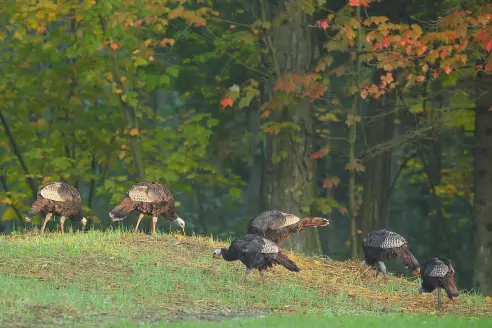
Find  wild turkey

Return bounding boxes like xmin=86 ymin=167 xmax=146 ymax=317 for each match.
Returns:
xmin=109 ymin=181 xmax=185 ymax=234
xmin=247 ymin=210 xmax=329 ymax=244
xmin=419 ymin=257 xmax=459 ymax=310
xmin=362 ymin=229 xmax=420 ymax=279
xmin=212 ymin=234 xmax=300 ymax=283
xmin=25 ymin=182 xmax=87 ymax=233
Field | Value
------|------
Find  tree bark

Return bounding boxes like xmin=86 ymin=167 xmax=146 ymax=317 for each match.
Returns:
xmin=246 ymin=107 xmax=263 ymax=216
xmin=361 ymin=86 xmax=395 ymax=237
xmin=473 ymin=71 xmax=492 ymax=297
xmin=258 ymin=0 xmax=321 ymax=255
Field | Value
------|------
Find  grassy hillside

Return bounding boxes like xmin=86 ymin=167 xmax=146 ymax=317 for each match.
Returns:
xmin=0 ymin=231 xmax=491 ymax=327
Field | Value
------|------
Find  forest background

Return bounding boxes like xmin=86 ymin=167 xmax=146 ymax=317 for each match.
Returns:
xmin=0 ymin=0 xmax=491 ymax=296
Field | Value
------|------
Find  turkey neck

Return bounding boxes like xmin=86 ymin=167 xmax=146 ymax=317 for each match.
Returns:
xmin=221 ymin=248 xmax=237 ymax=261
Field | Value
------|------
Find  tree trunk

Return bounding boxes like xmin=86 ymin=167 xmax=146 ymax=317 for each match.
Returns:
xmin=361 ymin=86 xmax=395 ymax=237
xmin=258 ymin=0 xmax=321 ymax=255
xmin=473 ymin=71 xmax=492 ymax=297
xmin=246 ymin=107 xmax=263 ymax=216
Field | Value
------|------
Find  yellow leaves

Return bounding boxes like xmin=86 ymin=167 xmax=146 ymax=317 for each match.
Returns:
xmin=315 ymin=56 xmax=334 ymax=72
xmin=159 ymin=38 xmax=175 ymax=48
xmin=13 ymin=31 xmax=23 ymax=40
xmin=318 ymin=113 xmax=339 ymax=122
xmin=485 ymin=296 xmax=492 ymax=303
xmin=362 ymin=16 xmax=389 ymax=26
xmin=129 ymin=128 xmax=139 ymax=136
xmin=35 ymin=11 xmax=45 ymax=20
xmin=410 ymin=24 xmax=423 ymax=38
xmin=345 ymin=158 xmax=365 ymax=173
xmin=345 ymin=113 xmax=361 ymax=127
xmin=0 ymin=32 xmax=4 ymax=41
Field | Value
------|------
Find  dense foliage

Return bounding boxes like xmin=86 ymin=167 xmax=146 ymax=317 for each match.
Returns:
xmin=0 ymin=0 xmax=491 ymax=294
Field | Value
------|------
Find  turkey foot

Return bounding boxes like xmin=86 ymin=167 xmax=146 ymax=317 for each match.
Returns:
xmin=41 ymin=213 xmax=53 ymax=233
xmin=134 ymin=213 xmax=145 ymax=233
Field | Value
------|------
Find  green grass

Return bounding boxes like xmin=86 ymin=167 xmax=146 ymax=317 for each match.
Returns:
xmin=0 ymin=231 xmax=490 ymax=327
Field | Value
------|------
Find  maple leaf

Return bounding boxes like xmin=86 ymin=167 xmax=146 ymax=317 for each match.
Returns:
xmin=345 ymin=158 xmax=365 ymax=173
xmin=348 ymin=0 xmax=370 ymax=8
xmin=360 ymin=89 xmax=368 ymax=99
xmin=311 ymin=147 xmax=330 ymax=159
xmin=134 ymin=20 xmax=143 ymax=27
xmin=149 ymin=56 xmax=154 ymax=62
xmin=322 ymin=176 xmax=341 ymax=189
xmin=320 ymin=21 xmax=328 ymax=30
xmin=220 ymin=97 xmax=234 ymax=108
xmin=443 ymin=66 xmax=452 ymax=75
xmin=229 ymin=24 xmax=236 ymax=29
xmin=110 ymin=43 xmax=119 ymax=50
xmin=129 ymin=128 xmax=139 ymax=136
xmin=486 ymin=40 xmax=492 ymax=52
xmin=338 ymin=206 xmax=348 ymax=215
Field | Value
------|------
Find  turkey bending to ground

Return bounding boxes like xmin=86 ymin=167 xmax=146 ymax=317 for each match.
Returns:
xmin=247 ymin=210 xmax=329 ymax=244
xmin=109 ymin=181 xmax=185 ymax=234
xmin=25 ymin=182 xmax=87 ymax=233
xmin=212 ymin=234 xmax=300 ymax=283
xmin=362 ymin=229 xmax=420 ymax=279
xmin=419 ymin=257 xmax=459 ymax=310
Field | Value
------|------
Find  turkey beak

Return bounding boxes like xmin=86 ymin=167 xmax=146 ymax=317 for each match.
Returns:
xmin=450 ymin=295 xmax=459 ymax=302
xmin=412 ymin=268 xmax=420 ymax=276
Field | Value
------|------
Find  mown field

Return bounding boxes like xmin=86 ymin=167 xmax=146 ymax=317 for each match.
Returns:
xmin=0 ymin=231 xmax=491 ymax=327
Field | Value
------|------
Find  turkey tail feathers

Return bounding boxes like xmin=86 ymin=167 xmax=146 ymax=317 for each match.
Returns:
xmin=398 ymin=246 xmax=420 ymax=275
xmin=300 ymin=217 xmax=330 ymax=228
xmin=109 ymin=197 xmax=136 ymax=220
xmin=25 ymin=199 xmax=47 ymax=222
xmin=274 ymin=252 xmax=300 ymax=272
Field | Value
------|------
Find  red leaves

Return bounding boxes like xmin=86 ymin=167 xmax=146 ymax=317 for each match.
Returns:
xmin=229 ymin=24 xmax=236 ymax=29
xmin=220 ymin=97 xmax=234 ymax=108
xmin=322 ymin=176 xmax=341 ymax=189
xmin=320 ymin=21 xmax=329 ymax=30
xmin=274 ymin=73 xmax=327 ymax=100
xmin=110 ymin=43 xmax=119 ymax=50
xmin=348 ymin=0 xmax=371 ymax=7
xmin=311 ymin=147 xmax=330 ymax=159
xmin=194 ymin=20 xmax=206 ymax=27
xmin=486 ymin=40 xmax=492 ymax=52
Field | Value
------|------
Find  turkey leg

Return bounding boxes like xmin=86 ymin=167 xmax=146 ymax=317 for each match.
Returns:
xmin=376 ymin=261 xmax=389 ymax=280
xmin=40 ymin=213 xmax=53 ymax=233
xmin=134 ymin=213 xmax=145 ymax=233
xmin=437 ymin=287 xmax=442 ymax=311
xmin=259 ymin=269 xmax=265 ymax=284
xmin=244 ymin=268 xmax=252 ymax=280
xmin=152 ymin=216 xmax=158 ymax=234
xmin=60 ymin=216 xmax=66 ymax=234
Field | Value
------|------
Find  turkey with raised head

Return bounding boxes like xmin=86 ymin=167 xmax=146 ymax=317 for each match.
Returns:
xmin=247 ymin=210 xmax=329 ymax=244
xmin=25 ymin=182 xmax=87 ymax=233
xmin=419 ymin=257 xmax=459 ymax=310
xmin=212 ymin=234 xmax=300 ymax=283
xmin=362 ymin=229 xmax=420 ymax=279
xmin=109 ymin=181 xmax=185 ymax=234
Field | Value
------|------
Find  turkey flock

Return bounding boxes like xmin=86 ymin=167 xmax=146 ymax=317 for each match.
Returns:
xmin=25 ymin=180 xmax=459 ymax=310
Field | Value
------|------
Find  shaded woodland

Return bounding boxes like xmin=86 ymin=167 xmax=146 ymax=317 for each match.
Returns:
xmin=0 ymin=0 xmax=491 ymax=296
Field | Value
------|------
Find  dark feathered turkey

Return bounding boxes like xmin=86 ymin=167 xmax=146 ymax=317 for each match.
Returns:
xmin=419 ymin=257 xmax=459 ymax=310
xmin=212 ymin=234 xmax=300 ymax=282
xmin=362 ymin=229 xmax=420 ymax=279
xmin=109 ymin=181 xmax=184 ymax=234
xmin=25 ymin=182 xmax=87 ymax=233
xmin=247 ymin=210 xmax=329 ymax=244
